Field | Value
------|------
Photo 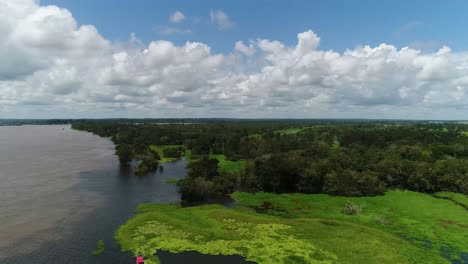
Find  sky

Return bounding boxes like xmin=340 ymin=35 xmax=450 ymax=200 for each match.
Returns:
xmin=1 ymin=0 xmax=468 ymax=119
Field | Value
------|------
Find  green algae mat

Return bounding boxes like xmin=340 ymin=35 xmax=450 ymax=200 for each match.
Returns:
xmin=115 ymin=190 xmax=468 ymax=264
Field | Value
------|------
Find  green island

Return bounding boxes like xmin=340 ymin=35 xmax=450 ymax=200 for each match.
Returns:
xmin=72 ymin=120 xmax=468 ymax=263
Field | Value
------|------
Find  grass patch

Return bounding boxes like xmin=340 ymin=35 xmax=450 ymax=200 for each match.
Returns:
xmin=149 ymin=145 xmax=184 ymax=162
xmin=184 ymin=148 xmax=192 ymax=160
xmin=274 ymin=127 xmax=308 ymax=135
xmin=116 ymin=190 xmax=467 ymax=263
xmin=233 ymin=190 xmax=468 ymax=262
xmin=434 ymin=192 xmax=468 ymax=209
xmin=209 ymin=154 xmax=246 ymax=173
xmin=248 ymin=133 xmax=262 ymax=139
xmin=164 ymin=178 xmax=180 ymax=184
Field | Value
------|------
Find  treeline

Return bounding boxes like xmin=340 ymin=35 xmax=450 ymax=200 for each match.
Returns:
xmin=72 ymin=121 xmax=468 ymax=202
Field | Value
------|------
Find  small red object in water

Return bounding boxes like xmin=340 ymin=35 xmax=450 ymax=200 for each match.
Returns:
xmin=136 ymin=255 xmax=144 ymax=264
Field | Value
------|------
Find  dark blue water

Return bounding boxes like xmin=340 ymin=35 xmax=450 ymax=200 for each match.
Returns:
xmin=158 ymin=250 xmax=256 ymax=264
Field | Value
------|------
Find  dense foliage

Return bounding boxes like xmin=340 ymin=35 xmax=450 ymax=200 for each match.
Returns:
xmin=73 ymin=121 xmax=468 ymax=201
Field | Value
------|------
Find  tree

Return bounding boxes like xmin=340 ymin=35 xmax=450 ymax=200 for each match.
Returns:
xmin=135 ymin=155 xmax=159 ymax=175
xmin=188 ymin=156 xmax=219 ymax=180
xmin=115 ymin=144 xmax=132 ymax=165
xmin=323 ymin=169 xmax=385 ymax=196
xmin=177 ymin=177 xmax=214 ymax=202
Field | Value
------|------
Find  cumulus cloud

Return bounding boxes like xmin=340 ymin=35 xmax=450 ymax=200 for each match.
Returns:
xmin=210 ymin=9 xmax=234 ymax=30
xmin=169 ymin=11 xmax=185 ymax=23
xmin=235 ymin=41 xmax=255 ymax=56
xmin=2 ymin=0 xmax=468 ymax=119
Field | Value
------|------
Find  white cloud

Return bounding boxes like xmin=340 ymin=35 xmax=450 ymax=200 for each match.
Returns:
xmin=210 ymin=9 xmax=234 ymax=30
xmin=169 ymin=11 xmax=185 ymax=23
xmin=3 ymin=0 xmax=468 ymax=119
xmin=235 ymin=41 xmax=255 ymax=56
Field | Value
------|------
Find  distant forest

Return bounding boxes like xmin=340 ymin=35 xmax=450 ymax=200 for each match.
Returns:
xmin=71 ymin=120 xmax=468 ymax=202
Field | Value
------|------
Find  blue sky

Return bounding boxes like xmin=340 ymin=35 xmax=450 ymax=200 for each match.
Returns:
xmin=3 ymin=0 xmax=468 ymax=119
xmin=41 ymin=0 xmax=466 ymax=53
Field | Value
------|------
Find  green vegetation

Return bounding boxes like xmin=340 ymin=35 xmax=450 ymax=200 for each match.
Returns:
xmin=209 ymin=154 xmax=246 ymax=173
xmin=164 ymin=178 xmax=180 ymax=184
xmin=176 ymin=156 xmax=238 ymax=202
xmin=434 ymin=191 xmax=468 ymax=209
xmin=184 ymin=148 xmax=192 ymax=160
xmin=274 ymin=127 xmax=307 ymax=135
xmin=341 ymin=200 xmax=364 ymax=215
xmin=116 ymin=190 xmax=467 ymax=263
xmin=92 ymin=240 xmax=105 ymax=256
xmin=115 ymin=144 xmax=133 ymax=165
xmin=73 ymin=121 xmax=468 ymax=262
xmin=135 ymin=154 xmax=159 ymax=175
xmin=233 ymin=190 xmax=468 ymax=260
xmin=150 ymin=145 xmax=184 ymax=162
xmin=248 ymin=133 xmax=262 ymax=139
xmin=74 ymin=121 xmax=468 ymax=202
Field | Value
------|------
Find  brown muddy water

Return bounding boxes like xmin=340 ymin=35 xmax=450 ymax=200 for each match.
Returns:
xmin=0 ymin=125 xmax=186 ymax=263
xmin=0 ymin=125 xmax=253 ymax=264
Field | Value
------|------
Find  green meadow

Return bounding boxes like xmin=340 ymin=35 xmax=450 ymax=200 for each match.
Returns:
xmin=274 ymin=127 xmax=307 ymax=135
xmin=115 ymin=190 xmax=467 ymax=264
xmin=209 ymin=154 xmax=246 ymax=173
xmin=149 ymin=145 xmax=184 ymax=162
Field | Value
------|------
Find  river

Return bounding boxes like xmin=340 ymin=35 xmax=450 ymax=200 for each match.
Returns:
xmin=0 ymin=125 xmax=253 ymax=264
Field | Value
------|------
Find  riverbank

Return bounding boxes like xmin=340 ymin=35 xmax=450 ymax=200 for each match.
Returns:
xmin=116 ymin=190 xmax=467 ymax=264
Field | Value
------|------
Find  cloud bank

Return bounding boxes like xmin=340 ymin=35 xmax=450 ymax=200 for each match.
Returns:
xmin=1 ymin=0 xmax=468 ymax=119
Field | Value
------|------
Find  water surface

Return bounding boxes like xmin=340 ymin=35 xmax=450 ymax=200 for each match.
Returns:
xmin=0 ymin=125 xmax=253 ymax=264
xmin=0 ymin=125 xmax=185 ymax=263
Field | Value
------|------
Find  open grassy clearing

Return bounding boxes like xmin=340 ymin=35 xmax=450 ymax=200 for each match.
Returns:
xmin=149 ymin=145 xmax=184 ymax=162
xmin=248 ymin=133 xmax=263 ymax=139
xmin=209 ymin=154 xmax=246 ymax=173
xmin=249 ymin=127 xmax=311 ymax=139
xmin=116 ymin=190 xmax=467 ymax=264
xmin=274 ymin=127 xmax=311 ymax=135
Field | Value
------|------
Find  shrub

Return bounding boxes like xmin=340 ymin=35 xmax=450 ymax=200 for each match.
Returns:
xmin=341 ymin=200 xmax=363 ymax=215
xmin=163 ymin=147 xmax=184 ymax=158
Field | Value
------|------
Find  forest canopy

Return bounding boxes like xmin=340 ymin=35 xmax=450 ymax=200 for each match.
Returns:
xmin=72 ymin=120 xmax=468 ymax=202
